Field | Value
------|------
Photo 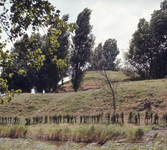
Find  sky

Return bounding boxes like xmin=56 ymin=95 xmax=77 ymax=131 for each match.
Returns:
xmin=48 ymin=0 xmax=163 ymax=58
xmin=0 ymin=0 xmax=164 ymax=59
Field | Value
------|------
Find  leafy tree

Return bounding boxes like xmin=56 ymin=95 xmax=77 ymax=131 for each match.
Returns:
xmin=125 ymin=0 xmax=167 ymax=79
xmin=91 ymin=39 xmax=119 ymax=71
xmin=1 ymin=33 xmax=44 ymax=92
xmin=103 ymin=39 xmax=119 ymax=71
xmin=90 ymin=43 xmax=103 ymax=71
xmin=71 ymin=8 xmax=94 ymax=92
xmin=3 ymin=14 xmax=72 ymax=93
xmin=35 ymin=14 xmax=71 ymax=92
xmin=92 ymin=39 xmax=119 ymax=111
xmin=0 ymin=0 xmax=76 ymax=103
xmin=125 ymin=18 xmax=153 ymax=79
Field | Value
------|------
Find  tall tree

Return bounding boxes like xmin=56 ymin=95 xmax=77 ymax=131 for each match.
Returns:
xmin=1 ymin=33 xmax=44 ymax=92
xmin=0 ymin=0 xmax=76 ymax=103
xmin=91 ymin=39 xmax=119 ymax=71
xmin=90 ymin=43 xmax=103 ymax=71
xmin=3 ymin=14 xmax=72 ymax=93
xmin=92 ymin=40 xmax=120 ymax=111
xmin=71 ymin=8 xmax=94 ymax=92
xmin=125 ymin=0 xmax=167 ymax=79
xmin=125 ymin=18 xmax=153 ymax=79
xmin=36 ymin=14 xmax=71 ymax=92
xmin=103 ymin=38 xmax=119 ymax=71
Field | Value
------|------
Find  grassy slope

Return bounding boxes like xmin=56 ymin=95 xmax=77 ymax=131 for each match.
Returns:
xmin=0 ymin=71 xmax=167 ymax=120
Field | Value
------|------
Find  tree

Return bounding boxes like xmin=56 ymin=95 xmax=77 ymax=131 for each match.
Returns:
xmin=0 ymin=0 xmax=76 ymax=103
xmin=91 ymin=39 xmax=119 ymax=71
xmin=125 ymin=18 xmax=153 ymax=79
xmin=3 ymin=14 xmax=72 ymax=93
xmin=1 ymin=33 xmax=44 ymax=92
xmin=125 ymin=0 xmax=167 ymax=79
xmin=103 ymin=39 xmax=119 ymax=71
xmin=71 ymin=8 xmax=94 ymax=92
xmin=92 ymin=40 xmax=120 ymax=111
xmin=90 ymin=43 xmax=103 ymax=71
xmin=35 ymin=14 xmax=71 ymax=92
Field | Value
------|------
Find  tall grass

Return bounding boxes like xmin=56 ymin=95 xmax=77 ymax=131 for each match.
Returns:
xmin=0 ymin=124 xmax=149 ymax=144
xmin=0 ymin=125 xmax=27 ymax=138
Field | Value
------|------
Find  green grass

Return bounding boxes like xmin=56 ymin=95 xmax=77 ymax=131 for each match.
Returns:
xmin=0 ymin=71 xmax=167 ymax=121
xmin=1 ymin=71 xmax=167 ymax=146
xmin=0 ymin=123 xmax=151 ymax=144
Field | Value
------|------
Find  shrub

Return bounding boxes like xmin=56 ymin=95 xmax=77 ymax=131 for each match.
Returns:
xmin=153 ymin=132 xmax=158 ymax=139
xmin=163 ymin=112 xmax=167 ymax=122
xmin=28 ymin=105 xmax=36 ymax=109
xmin=154 ymin=113 xmax=158 ymax=124
xmin=145 ymin=109 xmax=149 ymax=123
xmin=152 ymin=125 xmax=159 ymax=130
xmin=138 ymin=112 xmax=140 ymax=124
xmin=120 ymin=112 xmax=124 ymax=123
xmin=128 ymin=111 xmax=133 ymax=123
xmin=160 ymin=103 xmax=166 ymax=108
xmin=115 ymin=112 xmax=119 ymax=123
xmin=135 ymin=114 xmax=138 ymax=124
xmin=136 ymin=102 xmax=144 ymax=111
xmin=135 ymin=128 xmax=144 ymax=139
xmin=111 ymin=111 xmax=116 ymax=123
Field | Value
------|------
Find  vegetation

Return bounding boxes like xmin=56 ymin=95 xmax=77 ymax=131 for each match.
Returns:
xmin=91 ymin=39 xmax=119 ymax=71
xmin=0 ymin=71 xmax=167 ymax=148
xmin=0 ymin=0 xmax=76 ymax=103
xmin=0 ymin=124 xmax=150 ymax=144
xmin=1 ymin=0 xmax=167 ymax=149
xmin=125 ymin=0 xmax=167 ymax=79
xmin=91 ymin=39 xmax=120 ymax=110
xmin=0 ymin=71 xmax=167 ymax=117
xmin=71 ymin=8 xmax=94 ymax=92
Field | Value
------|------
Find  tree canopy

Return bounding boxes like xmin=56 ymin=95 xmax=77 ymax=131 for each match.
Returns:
xmin=125 ymin=0 xmax=167 ymax=79
xmin=91 ymin=39 xmax=119 ymax=71
xmin=71 ymin=8 xmax=94 ymax=92
xmin=0 ymin=0 xmax=76 ymax=103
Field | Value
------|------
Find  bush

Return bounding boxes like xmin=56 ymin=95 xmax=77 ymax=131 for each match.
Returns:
xmin=136 ymin=102 xmax=144 ymax=111
xmin=163 ymin=112 xmax=167 ymax=122
xmin=121 ymin=67 xmax=139 ymax=79
xmin=120 ymin=112 xmax=124 ymax=123
xmin=128 ymin=111 xmax=133 ymax=123
xmin=135 ymin=128 xmax=144 ymax=139
xmin=154 ymin=113 xmax=159 ymax=124
xmin=152 ymin=125 xmax=159 ymax=130
xmin=28 ymin=105 xmax=36 ymax=109
xmin=160 ymin=103 xmax=166 ymax=108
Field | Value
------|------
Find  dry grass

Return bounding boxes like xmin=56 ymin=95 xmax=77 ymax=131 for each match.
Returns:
xmin=0 ymin=123 xmax=150 ymax=144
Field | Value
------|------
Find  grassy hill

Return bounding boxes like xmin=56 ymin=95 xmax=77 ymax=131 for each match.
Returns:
xmin=0 ymin=71 xmax=167 ymax=120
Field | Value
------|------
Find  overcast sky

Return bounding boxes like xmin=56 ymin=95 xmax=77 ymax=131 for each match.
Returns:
xmin=1 ymin=0 xmax=164 ymax=58
xmin=49 ymin=0 xmax=163 ymax=58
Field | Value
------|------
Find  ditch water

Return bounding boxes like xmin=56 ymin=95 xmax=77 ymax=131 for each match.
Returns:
xmin=0 ymin=138 xmax=167 ymax=149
